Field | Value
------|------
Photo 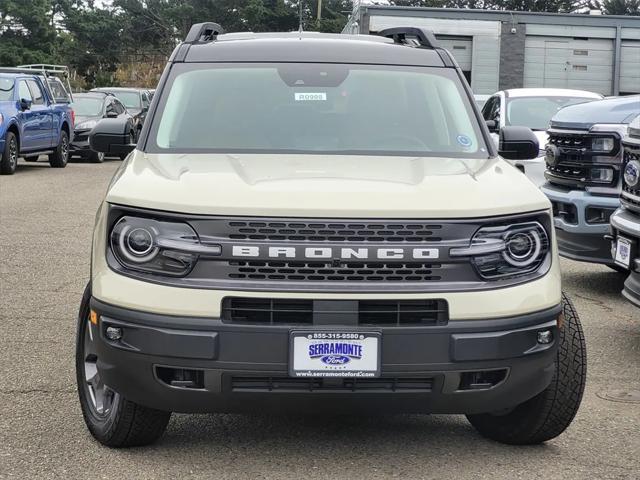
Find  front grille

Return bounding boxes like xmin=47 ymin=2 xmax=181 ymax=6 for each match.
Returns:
xmin=546 ymin=131 xmax=620 ymax=188
xmin=221 ymin=298 xmax=449 ymax=326
xmin=107 ymin=209 xmax=552 ymax=292
xmin=621 ymin=146 xmax=640 ymax=213
xmin=226 ymin=220 xmax=442 ymax=242
xmin=230 ymin=376 xmax=434 ymax=392
xmin=549 ymin=134 xmax=588 ymax=152
xmin=227 ymin=260 xmax=442 ymax=282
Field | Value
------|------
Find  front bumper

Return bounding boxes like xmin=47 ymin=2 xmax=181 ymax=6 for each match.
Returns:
xmin=69 ymin=130 xmax=91 ymax=154
xmin=542 ymin=183 xmax=620 ymax=265
xmin=610 ymin=207 xmax=640 ymax=307
xmin=90 ymin=297 xmax=561 ymax=415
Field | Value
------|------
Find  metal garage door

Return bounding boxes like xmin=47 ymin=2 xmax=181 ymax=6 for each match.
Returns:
xmin=620 ymin=40 xmax=640 ymax=95
xmin=524 ymin=36 xmax=614 ymax=95
xmin=436 ymin=36 xmax=473 ymax=71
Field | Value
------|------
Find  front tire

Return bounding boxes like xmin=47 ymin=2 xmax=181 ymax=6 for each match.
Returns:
xmin=48 ymin=130 xmax=69 ymax=168
xmin=467 ymin=292 xmax=586 ymax=445
xmin=1 ymin=131 xmax=19 ymax=175
xmin=87 ymin=150 xmax=105 ymax=163
xmin=76 ymin=284 xmax=171 ymax=447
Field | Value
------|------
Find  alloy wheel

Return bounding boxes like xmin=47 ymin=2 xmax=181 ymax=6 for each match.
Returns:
xmin=9 ymin=137 xmax=17 ymax=169
xmin=82 ymin=317 xmax=118 ymax=416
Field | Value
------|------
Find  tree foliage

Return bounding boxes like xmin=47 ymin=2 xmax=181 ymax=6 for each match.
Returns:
xmin=0 ymin=0 xmax=637 ymax=87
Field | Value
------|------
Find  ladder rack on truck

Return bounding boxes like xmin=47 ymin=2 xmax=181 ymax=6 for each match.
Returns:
xmin=15 ymin=64 xmax=74 ymax=103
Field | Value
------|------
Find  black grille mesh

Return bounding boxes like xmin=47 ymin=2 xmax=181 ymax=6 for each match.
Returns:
xmin=227 ymin=260 xmax=442 ymax=282
xmin=221 ymin=298 xmax=448 ymax=326
xmin=230 ymin=376 xmax=434 ymax=392
xmin=226 ymin=220 xmax=442 ymax=242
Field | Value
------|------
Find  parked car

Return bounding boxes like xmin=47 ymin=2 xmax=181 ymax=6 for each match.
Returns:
xmin=0 ymin=67 xmax=75 ymax=175
xmin=90 ymin=87 xmax=150 ymax=140
xmin=482 ymin=88 xmax=603 ymax=185
xmin=76 ymin=24 xmax=586 ymax=448
xmin=473 ymin=93 xmax=490 ymax=111
xmin=609 ymin=116 xmax=640 ymax=307
xmin=541 ymin=95 xmax=640 ymax=267
xmin=70 ymin=92 xmax=134 ymax=163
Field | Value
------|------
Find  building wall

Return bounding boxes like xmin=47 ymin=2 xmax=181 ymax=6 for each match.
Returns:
xmin=347 ymin=7 xmax=640 ymax=95
xmin=499 ymin=23 xmax=526 ymax=91
xmin=366 ymin=15 xmax=502 ymax=94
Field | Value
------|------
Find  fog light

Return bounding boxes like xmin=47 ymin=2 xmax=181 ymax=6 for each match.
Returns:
xmin=105 ymin=326 xmax=123 ymax=341
xmin=537 ymin=330 xmax=553 ymax=344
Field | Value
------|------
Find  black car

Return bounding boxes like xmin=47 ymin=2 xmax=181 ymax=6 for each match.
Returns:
xmin=90 ymin=87 xmax=150 ymax=139
xmin=70 ymin=92 xmax=134 ymax=162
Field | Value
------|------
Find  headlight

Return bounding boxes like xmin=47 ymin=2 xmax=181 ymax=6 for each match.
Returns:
xmin=451 ymin=221 xmax=550 ymax=280
xmin=110 ymin=216 xmax=221 ymax=276
xmin=624 ymin=160 xmax=640 ymax=187
xmin=76 ymin=119 xmax=98 ymax=130
xmin=591 ymin=137 xmax=615 ymax=153
xmin=590 ymin=167 xmax=614 ymax=183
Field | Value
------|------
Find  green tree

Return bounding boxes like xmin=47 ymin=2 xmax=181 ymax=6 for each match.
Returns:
xmin=601 ymin=0 xmax=640 ymax=14
xmin=0 ymin=0 xmax=59 ymax=65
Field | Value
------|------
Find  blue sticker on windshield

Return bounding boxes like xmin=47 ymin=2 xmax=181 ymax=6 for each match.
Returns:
xmin=457 ymin=135 xmax=473 ymax=148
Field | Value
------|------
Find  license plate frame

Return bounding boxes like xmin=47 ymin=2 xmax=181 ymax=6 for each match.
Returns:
xmin=289 ymin=331 xmax=381 ymax=378
xmin=614 ymin=236 xmax=634 ymax=269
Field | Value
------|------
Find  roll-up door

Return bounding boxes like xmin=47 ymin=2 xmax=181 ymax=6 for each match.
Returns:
xmin=437 ymin=36 xmax=473 ymax=83
xmin=620 ymin=40 xmax=640 ymax=95
xmin=524 ymin=36 xmax=614 ymax=95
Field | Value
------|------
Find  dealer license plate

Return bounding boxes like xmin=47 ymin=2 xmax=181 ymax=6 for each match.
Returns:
xmin=289 ymin=331 xmax=381 ymax=378
xmin=614 ymin=237 xmax=632 ymax=269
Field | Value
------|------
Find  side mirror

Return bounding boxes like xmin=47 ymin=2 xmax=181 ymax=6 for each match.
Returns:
xmin=19 ymin=98 xmax=32 ymax=111
xmin=498 ymin=126 xmax=539 ymax=160
xmin=89 ymin=118 xmax=136 ymax=155
xmin=106 ymin=110 xmax=118 ymax=118
xmin=485 ymin=119 xmax=498 ymax=133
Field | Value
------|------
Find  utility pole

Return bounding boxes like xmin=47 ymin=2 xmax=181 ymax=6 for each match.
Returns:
xmin=317 ymin=0 xmax=322 ymax=21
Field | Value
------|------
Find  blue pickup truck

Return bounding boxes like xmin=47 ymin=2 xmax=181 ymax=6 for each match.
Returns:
xmin=0 ymin=67 xmax=75 ymax=175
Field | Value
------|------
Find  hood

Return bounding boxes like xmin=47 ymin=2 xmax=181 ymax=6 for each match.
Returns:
xmin=105 ymin=152 xmax=550 ymax=218
xmin=551 ymin=95 xmax=640 ymax=130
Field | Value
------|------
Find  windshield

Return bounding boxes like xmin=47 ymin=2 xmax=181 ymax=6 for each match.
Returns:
xmin=111 ymin=91 xmax=140 ymax=109
xmin=0 ymin=78 xmax=14 ymax=101
xmin=72 ymin=97 xmax=104 ymax=116
xmin=506 ymin=96 xmax=597 ymax=131
xmin=149 ymin=63 xmax=487 ymax=158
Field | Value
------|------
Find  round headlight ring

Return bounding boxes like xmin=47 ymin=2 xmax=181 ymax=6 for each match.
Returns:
xmin=118 ymin=224 xmax=159 ymax=263
xmin=502 ymin=229 xmax=542 ymax=268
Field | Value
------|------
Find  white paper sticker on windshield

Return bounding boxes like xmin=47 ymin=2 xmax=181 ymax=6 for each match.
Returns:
xmin=294 ymin=92 xmax=327 ymax=101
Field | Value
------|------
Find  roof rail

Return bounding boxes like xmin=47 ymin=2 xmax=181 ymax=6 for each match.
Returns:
xmin=184 ymin=22 xmax=224 ymax=44
xmin=377 ymin=27 xmax=440 ymax=49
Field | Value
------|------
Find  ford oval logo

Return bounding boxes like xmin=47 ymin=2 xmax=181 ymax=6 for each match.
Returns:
xmin=321 ymin=355 xmax=350 ymax=365
xmin=545 ymin=144 xmax=559 ymax=166
xmin=624 ymin=160 xmax=640 ymax=188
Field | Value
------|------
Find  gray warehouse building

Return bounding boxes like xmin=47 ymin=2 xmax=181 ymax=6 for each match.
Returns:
xmin=343 ymin=6 xmax=640 ymax=96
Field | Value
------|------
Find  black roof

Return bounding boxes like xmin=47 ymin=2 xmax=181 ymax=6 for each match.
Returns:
xmin=181 ymin=32 xmax=446 ymax=67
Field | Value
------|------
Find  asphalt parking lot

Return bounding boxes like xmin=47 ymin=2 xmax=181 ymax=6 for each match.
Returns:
xmin=0 ymin=158 xmax=639 ymax=479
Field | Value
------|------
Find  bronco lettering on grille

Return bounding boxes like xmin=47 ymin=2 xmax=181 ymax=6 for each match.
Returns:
xmin=231 ymin=245 xmax=440 ymax=260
